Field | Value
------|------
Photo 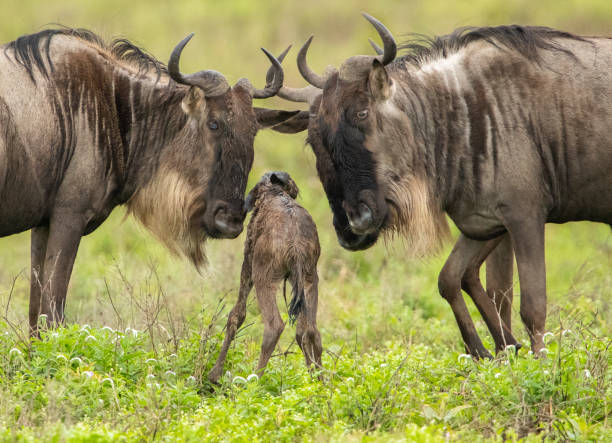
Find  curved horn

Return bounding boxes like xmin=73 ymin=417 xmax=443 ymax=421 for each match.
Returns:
xmin=362 ymin=13 xmax=397 ymax=65
xmin=168 ymin=33 xmax=230 ymax=97
xmin=265 ymin=44 xmax=291 ymax=85
xmin=368 ymin=38 xmax=384 ymax=56
xmin=264 ymin=46 xmax=321 ymax=104
xmin=297 ymin=36 xmax=327 ymax=89
xmin=251 ymin=48 xmax=284 ymax=99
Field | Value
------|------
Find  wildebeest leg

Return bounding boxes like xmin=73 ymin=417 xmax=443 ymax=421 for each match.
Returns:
xmin=505 ymin=218 xmax=547 ymax=354
xmin=207 ymin=255 xmax=253 ymax=384
xmin=460 ymin=234 xmax=519 ymax=353
xmin=296 ymin=271 xmax=322 ymax=370
xmin=485 ymin=234 xmax=514 ymax=330
xmin=29 ymin=226 xmax=49 ymax=335
xmin=39 ymin=213 xmax=84 ymax=327
xmin=254 ymin=279 xmax=284 ymax=375
xmin=439 ymin=234 xmax=503 ymax=358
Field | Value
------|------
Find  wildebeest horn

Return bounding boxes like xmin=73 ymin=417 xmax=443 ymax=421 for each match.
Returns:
xmin=368 ymin=38 xmax=384 ymax=56
xmin=297 ymin=36 xmax=328 ymax=89
xmin=169 ymin=33 xmax=230 ymax=97
xmin=362 ymin=13 xmax=397 ymax=65
xmin=265 ymin=45 xmax=322 ymax=104
xmin=251 ymin=47 xmax=284 ymax=99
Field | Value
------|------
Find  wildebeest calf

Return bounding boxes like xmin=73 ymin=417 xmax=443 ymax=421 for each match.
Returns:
xmin=208 ymin=172 xmax=322 ymax=383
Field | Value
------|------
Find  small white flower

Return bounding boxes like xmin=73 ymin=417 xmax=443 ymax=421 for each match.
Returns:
xmin=169 ymin=354 xmax=178 ymax=359
xmin=80 ymin=324 xmax=91 ymax=332
xmin=186 ymin=376 xmax=197 ymax=384
xmin=562 ymin=329 xmax=572 ymax=336
xmin=494 ymin=373 xmax=502 ymax=379
xmin=380 ymin=363 xmax=387 ymax=368
xmin=225 ymin=371 xmax=231 ymax=378
xmin=539 ymin=348 xmax=550 ymax=355
xmin=145 ymin=358 xmax=157 ymax=365
xmin=83 ymin=371 xmax=94 ymax=378
xmin=543 ymin=332 xmax=554 ymax=344
xmin=346 ymin=377 xmax=355 ymax=383
xmin=56 ymin=354 xmax=68 ymax=362
xmin=70 ymin=357 xmax=83 ymax=365
xmin=232 ymin=376 xmax=247 ymax=385
xmin=458 ymin=354 xmax=472 ymax=363
xmin=504 ymin=344 xmax=516 ymax=353
xmin=246 ymin=374 xmax=259 ymax=382
xmin=85 ymin=335 xmax=97 ymax=342
xmin=165 ymin=370 xmax=177 ymax=377
xmin=543 ymin=370 xmax=550 ymax=375
xmin=9 ymin=348 xmax=22 ymax=356
xmin=101 ymin=326 xmax=114 ymax=333
xmin=51 ymin=332 xmax=59 ymax=338
xmin=146 ymin=374 xmax=156 ymax=380
xmin=101 ymin=377 xmax=115 ymax=387
xmin=584 ymin=369 xmax=591 ymax=378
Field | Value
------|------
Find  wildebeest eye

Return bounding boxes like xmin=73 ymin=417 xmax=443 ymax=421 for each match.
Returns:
xmin=357 ymin=109 xmax=369 ymax=120
xmin=208 ymin=120 xmax=219 ymax=130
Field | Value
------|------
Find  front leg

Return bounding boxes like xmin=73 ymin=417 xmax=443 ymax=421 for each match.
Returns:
xmin=208 ymin=255 xmax=253 ymax=384
xmin=504 ymin=216 xmax=547 ymax=354
xmin=438 ymin=234 xmax=499 ymax=358
xmin=29 ymin=226 xmax=49 ymax=335
xmin=39 ymin=212 xmax=85 ymax=327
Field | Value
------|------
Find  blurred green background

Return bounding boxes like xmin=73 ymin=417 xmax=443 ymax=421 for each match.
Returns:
xmin=0 ymin=0 xmax=610 ymax=348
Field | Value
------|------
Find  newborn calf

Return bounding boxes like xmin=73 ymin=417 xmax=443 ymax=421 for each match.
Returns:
xmin=208 ymin=172 xmax=322 ymax=383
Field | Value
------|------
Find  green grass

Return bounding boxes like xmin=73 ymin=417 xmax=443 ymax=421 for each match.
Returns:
xmin=1 ymin=1 xmax=611 ymax=441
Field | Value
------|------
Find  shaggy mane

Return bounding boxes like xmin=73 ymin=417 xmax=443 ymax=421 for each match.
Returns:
xmin=6 ymin=27 xmax=167 ymax=82
xmin=396 ymin=25 xmax=584 ymax=68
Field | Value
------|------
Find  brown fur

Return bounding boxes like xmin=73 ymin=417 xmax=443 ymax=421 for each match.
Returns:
xmin=208 ymin=172 xmax=322 ymax=383
xmin=127 ymin=166 xmax=208 ymax=268
xmin=381 ymin=174 xmax=450 ymax=256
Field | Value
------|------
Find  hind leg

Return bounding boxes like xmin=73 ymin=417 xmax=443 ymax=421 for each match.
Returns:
xmin=254 ymin=279 xmax=284 ymax=375
xmin=296 ymin=272 xmax=322 ymax=369
xmin=208 ymin=255 xmax=253 ymax=384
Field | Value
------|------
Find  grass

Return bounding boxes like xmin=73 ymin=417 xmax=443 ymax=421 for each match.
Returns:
xmin=1 ymin=1 xmax=611 ymax=441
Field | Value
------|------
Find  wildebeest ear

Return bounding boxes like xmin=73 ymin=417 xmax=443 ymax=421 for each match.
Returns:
xmin=270 ymin=172 xmax=299 ymax=198
xmin=181 ymin=86 xmax=206 ymax=116
xmin=268 ymin=110 xmax=310 ymax=134
xmin=254 ymin=108 xmax=301 ymax=129
xmin=368 ymin=59 xmax=391 ymax=101
xmin=244 ymin=187 xmax=256 ymax=212
xmin=270 ymin=172 xmax=289 ymax=186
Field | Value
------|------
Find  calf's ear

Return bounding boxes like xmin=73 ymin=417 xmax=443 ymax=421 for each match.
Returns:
xmin=368 ymin=59 xmax=391 ymax=101
xmin=270 ymin=172 xmax=298 ymax=199
xmin=244 ymin=188 xmax=256 ymax=212
xmin=254 ymin=108 xmax=301 ymax=129
xmin=181 ymin=86 xmax=206 ymax=117
xmin=268 ymin=110 xmax=310 ymax=134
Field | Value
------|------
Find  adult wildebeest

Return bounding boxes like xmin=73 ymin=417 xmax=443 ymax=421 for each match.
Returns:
xmin=266 ymin=14 xmax=612 ymax=357
xmin=0 ymin=28 xmax=298 ymax=332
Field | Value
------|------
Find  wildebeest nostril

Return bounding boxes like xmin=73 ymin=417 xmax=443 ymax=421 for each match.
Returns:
xmin=347 ymin=202 xmax=374 ymax=232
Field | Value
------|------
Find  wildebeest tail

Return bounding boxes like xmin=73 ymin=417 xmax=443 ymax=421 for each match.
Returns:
xmin=287 ymin=263 xmax=305 ymax=324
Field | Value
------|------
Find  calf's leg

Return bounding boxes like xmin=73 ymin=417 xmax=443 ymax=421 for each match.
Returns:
xmin=295 ymin=272 xmax=322 ymax=369
xmin=254 ymin=279 xmax=284 ymax=375
xmin=208 ymin=256 xmax=253 ymax=384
